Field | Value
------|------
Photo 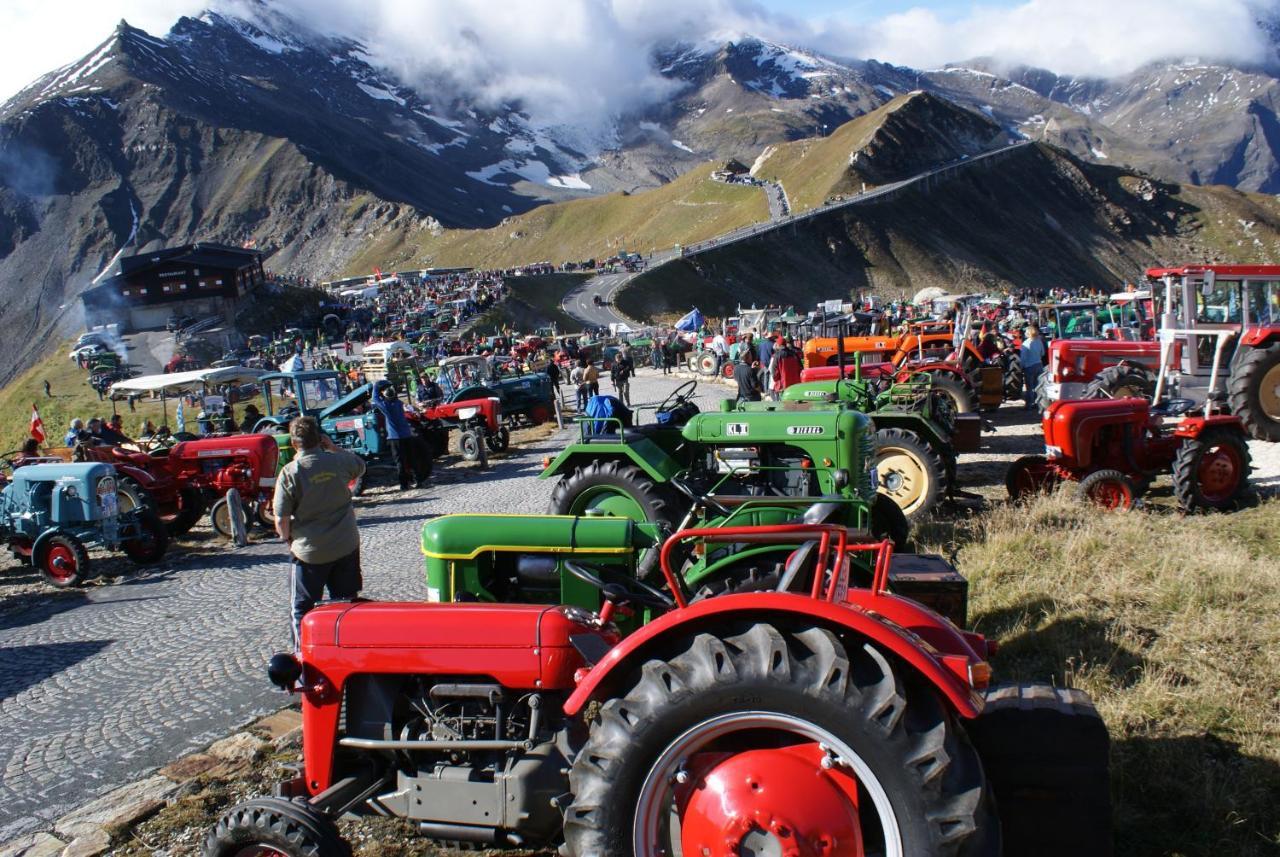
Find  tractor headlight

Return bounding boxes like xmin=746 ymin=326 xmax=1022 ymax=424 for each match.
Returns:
xmin=457 ymin=407 xmax=478 ymax=420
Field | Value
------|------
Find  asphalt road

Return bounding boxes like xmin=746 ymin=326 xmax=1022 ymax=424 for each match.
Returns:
xmin=0 ymin=372 xmax=718 ymax=843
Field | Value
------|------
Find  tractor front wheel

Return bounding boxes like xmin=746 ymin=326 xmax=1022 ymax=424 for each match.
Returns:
xmin=1172 ymin=428 xmax=1253 ymax=512
xmin=204 ymin=797 xmax=350 ymax=857
xmin=1006 ymin=455 xmax=1057 ymax=501
xmin=873 ymin=428 xmax=946 ymax=521
xmin=459 ymin=430 xmax=484 ymax=461
xmin=549 ymin=461 xmax=682 ymax=578
xmin=1228 ymin=343 xmax=1280 ymax=441
xmin=35 ymin=532 xmax=90 ymax=588
xmin=122 ymin=509 xmax=170 ymax=564
xmin=927 ymin=374 xmax=979 ymax=415
xmin=1076 ymin=469 xmax=1137 ymax=510
xmin=564 ymin=623 xmax=997 ymax=857
xmin=486 ymin=426 xmax=511 ymax=452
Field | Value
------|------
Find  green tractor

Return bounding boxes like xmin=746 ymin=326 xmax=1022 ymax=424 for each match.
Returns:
xmin=779 ymin=356 xmax=980 ymax=521
xmin=539 ymin=380 xmax=911 ymax=576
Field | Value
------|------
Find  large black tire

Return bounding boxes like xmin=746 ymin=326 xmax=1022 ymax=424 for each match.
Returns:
xmin=695 ymin=350 xmax=719 ymax=376
xmin=873 ymin=428 xmax=947 ymax=522
xmin=34 ymin=532 xmax=91 ymax=588
xmin=122 ymin=509 xmax=170 ymax=564
xmin=1034 ymin=370 xmax=1054 ymax=412
xmin=1003 ymin=357 xmax=1025 ymax=400
xmin=928 ymin=374 xmax=979 ymax=415
xmin=966 ymin=684 xmax=1112 ymax=857
xmin=204 ymin=797 xmax=351 ymax=857
xmin=1006 ymin=454 xmax=1056 ymax=501
xmin=1171 ymin=427 xmax=1253 ymax=512
xmin=166 ymin=486 xmax=206 ymax=537
xmin=564 ymin=622 xmax=998 ymax=856
xmin=1228 ymin=343 xmax=1280 ymax=441
xmin=549 ymin=461 xmax=683 ymax=578
xmin=1083 ymin=364 xmax=1154 ymax=401
xmin=486 ymin=426 xmax=511 ymax=452
xmin=459 ymin=430 xmax=484 ymax=461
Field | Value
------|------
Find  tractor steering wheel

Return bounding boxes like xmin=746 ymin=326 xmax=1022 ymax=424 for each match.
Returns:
xmin=564 ymin=560 xmax=675 ymax=612
xmin=656 ymin=379 xmax=697 ymax=415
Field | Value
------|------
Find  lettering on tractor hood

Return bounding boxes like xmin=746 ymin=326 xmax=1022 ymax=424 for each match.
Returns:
xmin=786 ymin=426 xmax=824 ymax=435
xmin=725 ymin=423 xmax=750 ymax=436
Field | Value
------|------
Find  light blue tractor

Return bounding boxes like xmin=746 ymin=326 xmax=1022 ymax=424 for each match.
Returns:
xmin=0 ymin=461 xmax=169 ymax=587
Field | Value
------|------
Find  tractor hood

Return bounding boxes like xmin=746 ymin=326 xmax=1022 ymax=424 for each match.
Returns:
xmin=319 ymin=383 xmax=374 ymax=421
xmin=682 ymin=408 xmax=870 ymax=444
xmin=420 ymin=514 xmax=653 ymax=560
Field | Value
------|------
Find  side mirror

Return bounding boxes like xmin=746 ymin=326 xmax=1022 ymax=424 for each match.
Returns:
xmin=267 ymin=653 xmax=302 ymax=690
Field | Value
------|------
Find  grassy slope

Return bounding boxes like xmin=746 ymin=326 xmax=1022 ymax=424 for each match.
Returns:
xmin=919 ymin=495 xmax=1280 ymax=855
xmin=469 ymin=273 xmax=588 ymax=335
xmin=342 ymin=163 xmax=770 ymax=274
xmin=0 ymin=344 xmax=174 ymax=451
xmin=752 ymin=97 xmax=904 ymax=212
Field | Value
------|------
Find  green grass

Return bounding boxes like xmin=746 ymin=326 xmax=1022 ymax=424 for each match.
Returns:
xmin=343 ymin=163 xmax=770 ymax=275
xmin=918 ymin=495 xmax=1280 ymax=855
xmin=0 ymin=344 xmax=175 ymax=451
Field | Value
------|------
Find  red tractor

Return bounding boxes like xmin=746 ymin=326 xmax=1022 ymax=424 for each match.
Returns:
xmin=1008 ymin=333 xmax=1254 ymax=511
xmin=163 ymin=434 xmax=280 ymax=535
xmin=207 ymin=520 xmax=1111 ymax=857
xmin=1038 ymin=266 xmax=1280 ymax=441
xmin=417 ymin=396 xmax=507 ymax=461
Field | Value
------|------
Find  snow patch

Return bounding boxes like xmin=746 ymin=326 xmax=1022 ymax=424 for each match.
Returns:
xmin=467 ymin=160 xmax=591 ymax=190
xmin=672 ymin=139 xmax=693 ymax=153
xmin=874 ymin=85 xmax=895 ymax=98
xmin=357 ymin=82 xmax=405 ymax=106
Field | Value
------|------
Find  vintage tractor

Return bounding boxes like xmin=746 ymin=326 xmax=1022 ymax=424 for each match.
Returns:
xmin=160 ymin=435 xmax=282 ymax=537
xmin=419 ymin=395 xmax=506 ymax=461
xmin=0 ymin=461 xmax=168 ymax=587
xmin=1039 ymin=267 xmax=1280 ymax=441
xmin=541 ymin=380 xmax=917 ymax=568
xmin=208 ymin=518 xmax=1111 ymax=857
xmin=1008 ymin=330 xmax=1254 ymax=511
xmin=435 ymin=355 xmax=555 ymax=425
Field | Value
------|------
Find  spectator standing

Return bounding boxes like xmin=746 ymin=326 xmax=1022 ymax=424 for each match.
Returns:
xmin=710 ymin=332 xmax=728 ymax=376
xmin=771 ymin=337 xmax=803 ymax=393
xmin=43 ymin=380 xmax=51 ymax=398
xmin=370 ymin=381 xmax=430 ymax=489
xmin=757 ymin=334 xmax=775 ymax=398
xmin=733 ymin=354 xmax=764 ymax=402
xmin=571 ymin=359 xmax=588 ymax=411
xmin=273 ymin=417 xmax=366 ymax=649
xmin=1019 ymin=325 xmax=1047 ymax=411
xmin=610 ymin=351 xmax=633 ymax=407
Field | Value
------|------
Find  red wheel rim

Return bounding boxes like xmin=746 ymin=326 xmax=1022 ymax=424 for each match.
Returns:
xmin=232 ymin=848 xmax=289 ymax=857
xmin=1087 ymin=479 xmax=1132 ymax=510
xmin=1197 ymin=443 xmax=1243 ymax=502
xmin=44 ymin=544 xmax=78 ymax=583
xmin=678 ymin=743 xmax=864 ymax=857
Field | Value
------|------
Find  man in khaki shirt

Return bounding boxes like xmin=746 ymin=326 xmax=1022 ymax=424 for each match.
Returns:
xmin=273 ymin=416 xmax=366 ymax=648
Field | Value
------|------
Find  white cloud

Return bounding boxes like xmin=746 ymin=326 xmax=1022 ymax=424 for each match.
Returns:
xmin=812 ymin=0 xmax=1275 ymax=78
xmin=0 ymin=0 xmax=1273 ymax=115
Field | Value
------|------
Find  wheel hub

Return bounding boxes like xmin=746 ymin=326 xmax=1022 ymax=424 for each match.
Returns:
xmin=1261 ymin=363 xmax=1280 ymax=418
xmin=1197 ymin=445 xmax=1241 ymax=499
xmin=677 ymin=744 xmax=863 ymax=857
xmin=876 ymin=450 xmax=927 ymax=511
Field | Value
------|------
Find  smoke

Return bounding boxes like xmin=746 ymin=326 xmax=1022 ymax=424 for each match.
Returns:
xmin=0 ymin=141 xmax=59 ymax=197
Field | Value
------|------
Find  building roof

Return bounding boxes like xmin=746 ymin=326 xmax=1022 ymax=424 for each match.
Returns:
xmin=118 ymin=243 xmax=264 ymax=276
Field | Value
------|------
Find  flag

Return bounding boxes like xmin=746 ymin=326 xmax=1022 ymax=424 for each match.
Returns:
xmin=29 ymin=405 xmax=45 ymax=444
xmin=674 ymin=308 xmax=704 ymax=332
xmin=176 ymin=400 xmax=186 ymax=434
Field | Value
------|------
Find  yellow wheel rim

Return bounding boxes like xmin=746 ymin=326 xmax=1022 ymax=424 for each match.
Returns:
xmin=875 ymin=448 xmax=930 ymax=514
xmin=1261 ymin=362 xmax=1280 ymax=419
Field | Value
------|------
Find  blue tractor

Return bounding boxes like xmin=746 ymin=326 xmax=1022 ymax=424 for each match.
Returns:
xmin=1 ymin=461 xmax=169 ymax=587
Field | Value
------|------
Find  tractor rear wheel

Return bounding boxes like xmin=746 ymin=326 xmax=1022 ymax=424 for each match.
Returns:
xmin=1227 ymin=343 xmax=1280 ymax=441
xmin=1003 ymin=358 xmax=1025 ymax=400
xmin=1006 ymin=455 xmax=1057 ymax=501
xmin=166 ymin=487 xmax=206 ymax=537
xmin=122 ymin=509 xmax=170 ymax=564
xmin=1075 ymin=469 xmax=1137 ymax=510
xmin=549 ymin=461 xmax=682 ymax=578
xmin=204 ymin=797 xmax=350 ymax=857
xmin=695 ymin=350 xmax=719 ymax=376
xmin=928 ymin=374 xmax=979 ymax=415
xmin=873 ymin=428 xmax=946 ymax=521
xmin=1034 ymin=370 xmax=1054 ymax=412
xmin=564 ymin=622 xmax=998 ymax=857
xmin=1084 ymin=364 xmax=1154 ymax=401
xmin=115 ymin=476 xmax=154 ymax=516
xmin=1172 ymin=427 xmax=1253 ymax=512
xmin=35 ymin=532 xmax=91 ymax=588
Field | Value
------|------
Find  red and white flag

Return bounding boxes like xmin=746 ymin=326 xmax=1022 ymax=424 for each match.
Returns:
xmin=29 ymin=404 xmax=45 ymax=444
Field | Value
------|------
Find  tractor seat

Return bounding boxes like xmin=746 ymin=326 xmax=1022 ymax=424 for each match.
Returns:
xmin=1150 ymin=398 xmax=1196 ymax=418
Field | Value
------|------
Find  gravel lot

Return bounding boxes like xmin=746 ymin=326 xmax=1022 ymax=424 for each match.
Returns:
xmin=0 ymin=368 xmax=1274 ymax=842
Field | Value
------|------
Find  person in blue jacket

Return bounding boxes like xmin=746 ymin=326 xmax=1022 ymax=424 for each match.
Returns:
xmin=370 ymin=381 xmax=430 ymax=489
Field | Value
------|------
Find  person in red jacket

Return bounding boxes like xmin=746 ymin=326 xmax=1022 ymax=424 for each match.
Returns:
xmin=771 ymin=336 xmax=803 ymax=393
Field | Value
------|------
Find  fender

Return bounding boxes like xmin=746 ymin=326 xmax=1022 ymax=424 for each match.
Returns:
xmin=564 ymin=592 xmax=986 ymax=720
xmin=1173 ymin=414 xmax=1246 ymax=438
xmin=1240 ymin=328 xmax=1280 ymax=348
xmin=540 ymin=437 xmax=681 ymax=482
